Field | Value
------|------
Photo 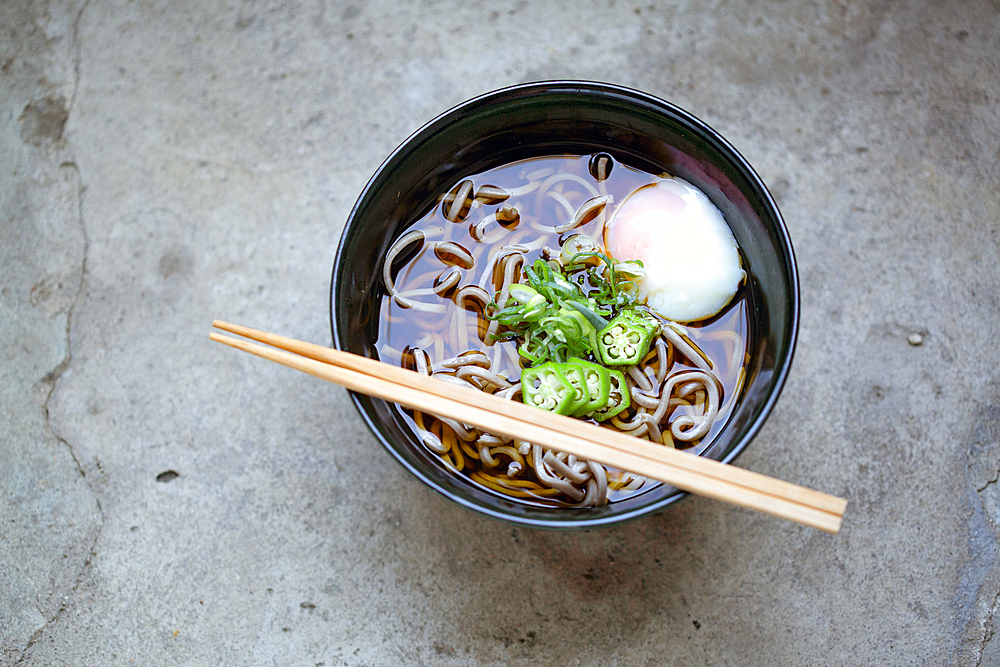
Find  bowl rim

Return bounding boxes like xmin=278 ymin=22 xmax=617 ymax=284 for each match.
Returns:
xmin=331 ymin=80 xmax=800 ymax=529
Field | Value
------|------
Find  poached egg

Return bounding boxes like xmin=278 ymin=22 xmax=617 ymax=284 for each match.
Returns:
xmin=604 ymin=177 xmax=745 ymax=323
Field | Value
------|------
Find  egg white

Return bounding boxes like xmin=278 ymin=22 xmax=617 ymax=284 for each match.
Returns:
xmin=604 ymin=177 xmax=746 ymax=323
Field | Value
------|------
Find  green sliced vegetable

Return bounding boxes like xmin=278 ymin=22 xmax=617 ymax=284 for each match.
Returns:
xmin=568 ymin=357 xmax=611 ymax=416
xmin=559 ymin=363 xmax=591 ymax=416
xmin=488 ymin=245 xmax=649 ymax=367
xmin=565 ymin=299 xmax=610 ymax=331
xmin=563 ymin=250 xmax=642 ymax=311
xmin=521 ymin=363 xmax=576 ymax=415
xmin=490 ymin=259 xmax=603 ymax=364
xmin=619 ymin=308 xmax=661 ymax=334
xmin=560 ymin=235 xmax=603 ymax=266
xmin=595 ymin=369 xmax=630 ymax=422
xmin=508 ymin=283 xmax=543 ymax=306
xmin=616 ymin=260 xmax=646 ymax=281
xmin=597 ymin=309 xmax=659 ymax=366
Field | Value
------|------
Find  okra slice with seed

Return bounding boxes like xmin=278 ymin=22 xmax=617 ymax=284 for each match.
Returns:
xmin=597 ymin=311 xmax=657 ymax=366
xmin=520 ymin=362 xmax=576 ymax=415
xmin=594 ymin=369 xmax=631 ymax=422
xmin=567 ymin=357 xmax=611 ymax=416
xmin=554 ymin=363 xmax=591 ymax=416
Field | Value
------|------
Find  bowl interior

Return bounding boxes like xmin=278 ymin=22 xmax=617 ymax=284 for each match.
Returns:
xmin=331 ymin=82 xmax=798 ymax=529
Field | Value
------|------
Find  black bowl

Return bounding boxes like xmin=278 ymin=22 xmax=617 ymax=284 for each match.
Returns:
xmin=331 ymin=81 xmax=798 ymax=529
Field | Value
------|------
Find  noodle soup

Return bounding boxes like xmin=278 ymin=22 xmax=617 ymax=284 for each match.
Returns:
xmin=376 ymin=154 xmax=748 ymax=508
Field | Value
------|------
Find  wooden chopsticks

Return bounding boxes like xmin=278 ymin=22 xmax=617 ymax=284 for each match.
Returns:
xmin=211 ymin=320 xmax=846 ymax=533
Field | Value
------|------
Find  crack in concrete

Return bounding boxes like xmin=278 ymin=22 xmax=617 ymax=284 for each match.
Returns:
xmin=38 ymin=159 xmax=92 ymax=479
xmin=45 ymin=0 xmax=93 ymax=499
xmin=67 ymin=0 xmax=92 ymax=115
xmin=978 ymin=470 xmax=1000 ymax=494
xmin=14 ymin=1 xmax=102 ymax=663
xmin=970 ymin=495 xmax=1000 ymax=664
xmin=970 ymin=407 xmax=1000 ymax=664
xmin=15 ymin=149 xmax=103 ymax=667
xmin=973 ymin=587 xmax=1000 ymax=667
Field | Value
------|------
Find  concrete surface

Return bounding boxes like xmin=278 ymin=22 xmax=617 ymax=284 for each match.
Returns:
xmin=2 ymin=0 xmax=999 ymax=664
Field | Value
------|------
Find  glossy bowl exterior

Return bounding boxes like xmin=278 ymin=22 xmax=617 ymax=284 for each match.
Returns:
xmin=331 ymin=81 xmax=798 ymax=529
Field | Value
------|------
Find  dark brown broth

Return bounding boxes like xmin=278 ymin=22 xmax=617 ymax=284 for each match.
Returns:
xmin=376 ymin=155 xmax=748 ymax=506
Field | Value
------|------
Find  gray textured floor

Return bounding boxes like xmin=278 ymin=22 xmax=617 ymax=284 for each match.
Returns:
xmin=3 ymin=1 xmax=999 ymax=665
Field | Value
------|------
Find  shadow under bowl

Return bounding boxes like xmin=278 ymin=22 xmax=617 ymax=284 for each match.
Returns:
xmin=331 ymin=81 xmax=799 ymax=529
